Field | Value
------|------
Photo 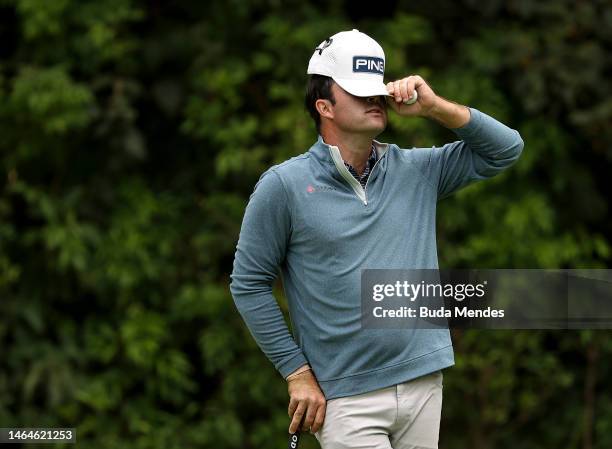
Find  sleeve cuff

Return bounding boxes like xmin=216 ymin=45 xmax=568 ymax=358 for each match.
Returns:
xmin=452 ymin=107 xmax=483 ymax=137
xmin=278 ymin=352 xmax=309 ymax=379
xmin=285 ymin=364 xmax=311 ymax=380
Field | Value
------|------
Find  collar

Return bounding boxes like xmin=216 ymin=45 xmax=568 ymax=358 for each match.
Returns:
xmin=308 ymin=135 xmax=391 ymax=186
xmin=309 ymin=135 xmax=389 ymax=166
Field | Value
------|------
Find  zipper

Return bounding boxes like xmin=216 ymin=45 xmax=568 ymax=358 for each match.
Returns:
xmin=329 ymin=147 xmax=367 ymax=204
xmin=363 ymin=155 xmax=385 ymax=204
xmin=328 ymin=143 xmax=388 ymax=205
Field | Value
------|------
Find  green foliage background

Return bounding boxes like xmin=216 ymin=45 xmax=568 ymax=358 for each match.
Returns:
xmin=0 ymin=0 xmax=611 ymax=448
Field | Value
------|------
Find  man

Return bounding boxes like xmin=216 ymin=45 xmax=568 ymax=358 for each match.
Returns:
xmin=230 ymin=29 xmax=523 ymax=448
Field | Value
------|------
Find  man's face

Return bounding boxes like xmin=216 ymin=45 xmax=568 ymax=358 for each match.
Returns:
xmin=321 ymin=82 xmax=388 ymax=136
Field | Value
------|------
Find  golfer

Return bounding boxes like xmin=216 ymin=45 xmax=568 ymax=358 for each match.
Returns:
xmin=230 ymin=29 xmax=523 ymax=449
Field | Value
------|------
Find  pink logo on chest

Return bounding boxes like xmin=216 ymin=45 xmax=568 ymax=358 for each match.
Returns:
xmin=306 ymin=185 xmax=315 ymax=193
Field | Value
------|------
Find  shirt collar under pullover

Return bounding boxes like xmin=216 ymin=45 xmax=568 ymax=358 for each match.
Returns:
xmin=343 ymin=144 xmax=378 ymax=188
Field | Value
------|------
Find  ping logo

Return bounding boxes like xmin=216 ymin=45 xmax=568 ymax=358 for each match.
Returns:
xmin=353 ymin=56 xmax=384 ymax=75
xmin=290 ymin=434 xmax=299 ymax=448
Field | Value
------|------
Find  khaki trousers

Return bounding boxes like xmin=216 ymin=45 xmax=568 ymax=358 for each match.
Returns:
xmin=314 ymin=370 xmax=443 ymax=449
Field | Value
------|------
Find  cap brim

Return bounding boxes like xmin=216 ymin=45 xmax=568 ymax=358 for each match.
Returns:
xmin=333 ymin=77 xmax=391 ymax=97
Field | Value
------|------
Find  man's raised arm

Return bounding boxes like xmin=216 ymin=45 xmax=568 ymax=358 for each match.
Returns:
xmin=387 ymin=75 xmax=524 ymax=199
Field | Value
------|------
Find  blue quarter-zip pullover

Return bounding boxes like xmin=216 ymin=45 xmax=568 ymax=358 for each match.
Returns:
xmin=230 ymin=107 xmax=524 ymax=399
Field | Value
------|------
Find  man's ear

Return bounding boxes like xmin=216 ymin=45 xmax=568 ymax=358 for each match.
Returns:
xmin=315 ymin=99 xmax=334 ymax=120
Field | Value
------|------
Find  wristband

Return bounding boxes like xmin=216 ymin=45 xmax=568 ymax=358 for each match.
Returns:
xmin=286 ymin=367 xmax=311 ymax=381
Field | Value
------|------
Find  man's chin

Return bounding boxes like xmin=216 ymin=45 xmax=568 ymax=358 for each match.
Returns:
xmin=340 ymin=121 xmax=386 ymax=136
xmin=361 ymin=122 xmax=387 ymax=136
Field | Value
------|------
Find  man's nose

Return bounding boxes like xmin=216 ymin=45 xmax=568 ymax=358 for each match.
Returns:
xmin=366 ymin=96 xmax=383 ymax=106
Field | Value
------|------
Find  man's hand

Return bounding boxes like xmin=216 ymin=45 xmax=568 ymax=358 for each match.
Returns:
xmin=287 ymin=370 xmax=326 ymax=434
xmin=386 ymin=74 xmax=471 ymax=128
xmin=386 ymin=75 xmax=438 ymax=117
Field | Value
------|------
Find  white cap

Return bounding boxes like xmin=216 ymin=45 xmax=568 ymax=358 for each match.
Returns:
xmin=307 ymin=29 xmax=391 ymax=98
